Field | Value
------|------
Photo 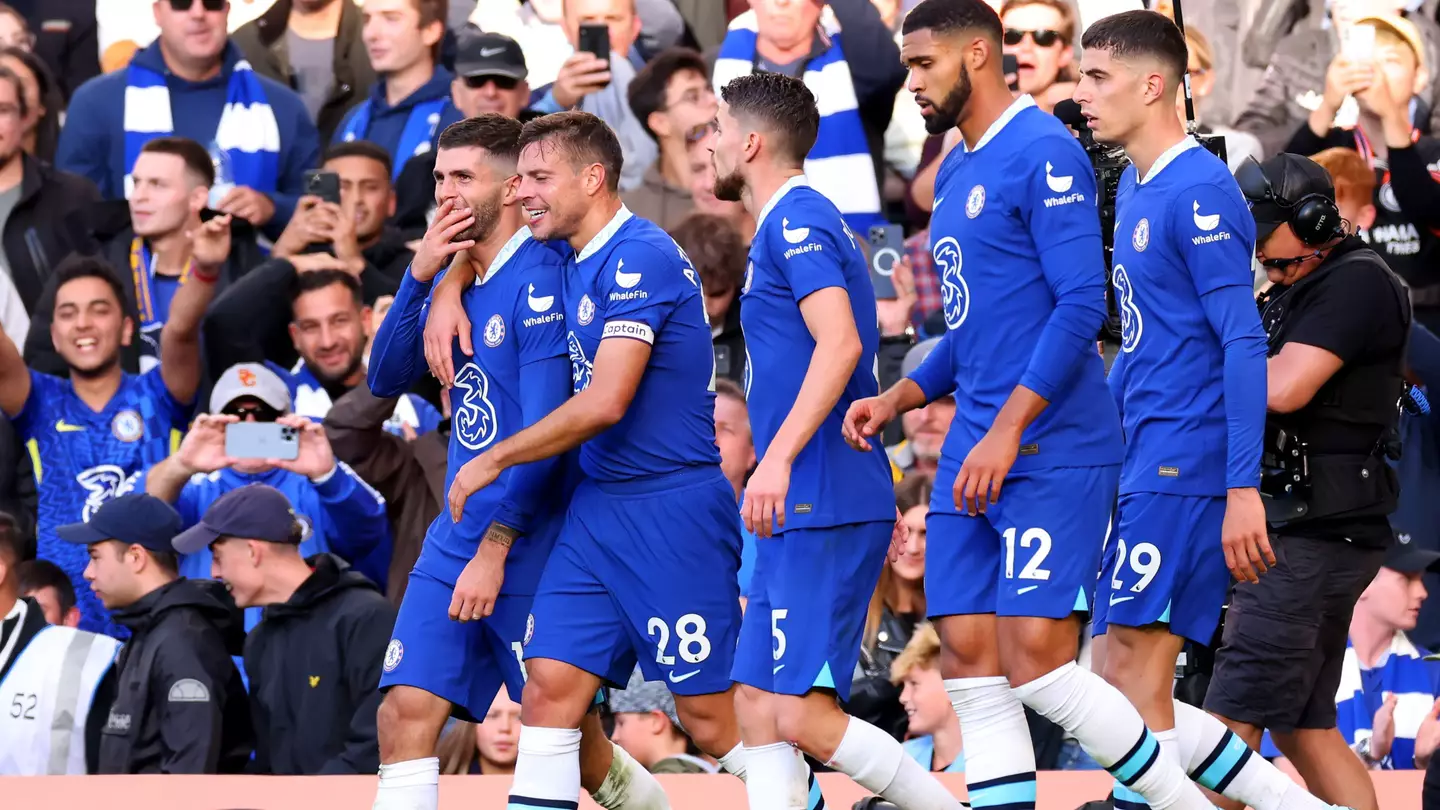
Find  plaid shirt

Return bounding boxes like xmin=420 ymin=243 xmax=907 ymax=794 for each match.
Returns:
xmin=905 ymin=229 xmax=942 ymax=335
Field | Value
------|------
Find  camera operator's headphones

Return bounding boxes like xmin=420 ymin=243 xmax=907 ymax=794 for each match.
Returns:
xmin=1235 ymin=156 xmax=1345 ymax=248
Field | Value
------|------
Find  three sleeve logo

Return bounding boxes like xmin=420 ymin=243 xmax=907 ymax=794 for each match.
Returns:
xmin=451 ymin=362 xmax=499 ymax=450
xmin=1113 ymin=263 xmax=1143 ymax=353
xmin=934 ymin=236 xmax=969 ymax=330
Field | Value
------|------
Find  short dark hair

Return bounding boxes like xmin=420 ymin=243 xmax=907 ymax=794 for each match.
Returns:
xmin=0 ymin=64 xmax=26 ymax=120
xmin=895 ymin=472 xmax=934 ymax=514
xmin=53 ymin=256 xmax=130 ymax=314
xmin=628 ymin=47 xmax=710 ymax=142
xmin=518 ymin=111 xmax=625 ymax=193
xmin=0 ymin=511 xmax=26 ymax=568
xmin=323 ymin=140 xmax=394 ymax=179
xmin=714 ymin=377 xmax=746 ymax=405
xmin=17 ymin=559 xmax=74 ymax=616
xmin=438 ymin=114 xmax=524 ymax=167
xmin=902 ymin=0 xmax=1003 ymax=41
xmin=291 ymin=268 xmax=364 ymax=309
xmin=1080 ymin=10 xmax=1188 ymax=84
xmin=670 ymin=213 xmax=745 ymax=295
xmin=140 ymin=136 xmax=217 ymax=188
xmin=718 ymin=72 xmax=818 ymax=165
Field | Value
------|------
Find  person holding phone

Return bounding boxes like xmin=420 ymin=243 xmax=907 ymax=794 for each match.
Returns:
xmin=529 ymin=0 xmax=656 ymax=192
xmin=140 ymin=361 xmax=393 ymax=598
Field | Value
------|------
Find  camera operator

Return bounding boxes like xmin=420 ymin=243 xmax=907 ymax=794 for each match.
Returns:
xmin=1203 ymin=152 xmax=1410 ymax=810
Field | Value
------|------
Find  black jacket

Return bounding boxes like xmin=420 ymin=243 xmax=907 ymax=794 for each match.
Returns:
xmin=203 ymin=238 xmax=407 ymax=375
xmin=3 ymin=154 xmax=101 ymax=315
xmin=244 ymin=555 xmax=395 ymax=775
xmin=17 ymin=0 xmax=100 ymax=104
xmin=0 ymin=596 xmax=116 ymax=773
xmin=98 ymin=579 xmax=253 ymax=775
xmin=22 ymin=205 xmax=267 ymax=378
xmin=232 ymin=0 xmax=376 ymax=144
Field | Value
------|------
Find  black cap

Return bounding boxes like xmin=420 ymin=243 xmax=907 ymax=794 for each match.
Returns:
xmin=56 ymin=493 xmax=183 ymax=553
xmin=454 ymin=28 xmax=527 ymax=82
xmin=1236 ymin=153 xmax=1336 ymax=245
xmin=1385 ymin=530 xmax=1440 ymax=574
xmin=171 ymin=484 xmax=300 ymax=555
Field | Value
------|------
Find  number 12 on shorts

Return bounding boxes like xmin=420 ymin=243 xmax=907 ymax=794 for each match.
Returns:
xmin=1003 ymin=526 xmax=1053 ymax=580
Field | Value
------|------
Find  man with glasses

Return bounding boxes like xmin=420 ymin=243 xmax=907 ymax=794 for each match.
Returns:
xmin=56 ymin=0 xmax=320 ymax=240
xmin=998 ymin=0 xmax=1076 ymax=113
xmin=623 ymin=47 xmax=717 ymax=232
xmin=141 ymin=361 xmax=393 ymax=598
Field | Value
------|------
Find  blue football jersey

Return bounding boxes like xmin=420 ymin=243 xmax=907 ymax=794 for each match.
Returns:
xmin=741 ymin=178 xmax=894 ymax=530
xmin=563 ymin=208 xmax=721 ymax=480
xmin=1110 ymin=140 xmax=1261 ymax=496
xmin=420 ymin=232 xmax=572 ymax=591
xmin=916 ymin=98 xmax=1122 ymax=512
xmin=13 ymin=369 xmax=190 ymax=635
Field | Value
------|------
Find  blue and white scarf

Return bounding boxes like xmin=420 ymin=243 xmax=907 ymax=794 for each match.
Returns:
xmin=339 ymin=96 xmax=450 ymax=180
xmin=123 ymin=58 xmax=280 ymax=198
xmin=712 ymin=10 xmax=883 ymax=231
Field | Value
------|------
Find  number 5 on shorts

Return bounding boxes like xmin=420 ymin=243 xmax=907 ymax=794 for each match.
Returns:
xmin=647 ymin=613 xmax=713 ymax=665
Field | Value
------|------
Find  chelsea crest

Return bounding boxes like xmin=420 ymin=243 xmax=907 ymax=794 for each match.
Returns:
xmin=483 ymin=314 xmax=506 ymax=348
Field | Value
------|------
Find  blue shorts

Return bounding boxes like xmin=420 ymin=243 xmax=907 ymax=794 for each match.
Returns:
xmin=525 ymin=467 xmax=742 ymax=696
xmin=379 ymin=567 xmax=528 ymax=723
xmin=926 ymin=465 xmax=1119 ymax=619
xmin=1091 ymin=492 xmax=1230 ymax=645
xmin=732 ymin=521 xmax=892 ymax=702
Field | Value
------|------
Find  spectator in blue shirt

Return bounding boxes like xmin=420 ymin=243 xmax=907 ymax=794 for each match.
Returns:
xmin=54 ymin=0 xmax=320 ymax=240
xmin=140 ymin=361 xmax=392 ymax=603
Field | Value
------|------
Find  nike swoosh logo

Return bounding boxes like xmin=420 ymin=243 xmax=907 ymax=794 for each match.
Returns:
xmin=933 ymin=197 xmax=944 ymax=209
xmin=668 ymin=670 xmax=700 ymax=684
xmin=773 ymin=664 xmax=785 ymax=674
xmin=480 ymin=47 xmax=506 ymax=57
xmin=1109 ymin=595 xmax=1135 ymax=606
xmin=55 ymin=419 xmax=86 ymax=433
xmin=614 ymin=258 xmax=642 ymax=289
xmin=1017 ymin=585 xmax=1039 ymax=595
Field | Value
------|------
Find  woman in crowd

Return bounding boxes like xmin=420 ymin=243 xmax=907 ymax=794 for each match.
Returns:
xmin=435 ymin=688 xmax=521 ymax=776
xmin=0 ymin=47 xmax=61 ymax=163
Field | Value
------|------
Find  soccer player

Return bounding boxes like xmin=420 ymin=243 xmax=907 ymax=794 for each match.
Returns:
xmin=843 ymin=2 xmax=1210 ymax=808
xmin=0 ymin=218 xmax=230 ymax=636
xmin=447 ymin=110 xmax=813 ymax=810
xmin=366 ymin=115 xmax=663 ymax=810
xmin=1076 ymin=12 xmax=1342 ymax=810
xmin=713 ymin=72 xmax=963 ymax=810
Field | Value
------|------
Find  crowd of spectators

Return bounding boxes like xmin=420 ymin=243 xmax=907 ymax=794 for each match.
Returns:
xmin=0 ymin=0 xmax=1438 ymax=796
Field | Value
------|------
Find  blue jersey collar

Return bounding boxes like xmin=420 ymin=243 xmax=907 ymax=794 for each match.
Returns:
xmin=477 ymin=226 xmax=533 ymax=286
xmin=1138 ymin=136 xmax=1200 ymax=185
xmin=577 ymin=205 xmax=634 ymax=263
xmin=964 ymin=94 xmax=1037 ymax=153
xmin=755 ymin=174 xmax=810 ymax=232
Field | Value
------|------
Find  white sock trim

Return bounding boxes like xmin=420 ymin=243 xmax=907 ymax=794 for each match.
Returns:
xmin=377 ymin=756 xmax=439 ymax=786
xmin=719 ymin=741 xmax=748 ymax=780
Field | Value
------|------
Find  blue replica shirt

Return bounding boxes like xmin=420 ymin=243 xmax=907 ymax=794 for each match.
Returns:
xmin=741 ymin=177 xmax=895 ymax=530
xmin=279 ymin=361 xmax=443 ymax=437
xmin=908 ymin=96 xmax=1122 ymax=513
xmin=1108 ymin=139 xmax=1267 ymax=495
xmin=12 ymin=368 xmax=191 ymax=636
xmin=368 ymin=228 xmax=573 ymax=591
xmin=563 ymin=207 xmax=722 ymax=481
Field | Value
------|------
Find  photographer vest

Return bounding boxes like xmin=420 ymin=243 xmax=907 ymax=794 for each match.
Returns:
xmin=1260 ymin=241 xmax=1410 ymax=522
xmin=0 ymin=612 xmax=120 ymax=775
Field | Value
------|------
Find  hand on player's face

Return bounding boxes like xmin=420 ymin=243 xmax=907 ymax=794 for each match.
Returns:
xmin=412 ymin=197 xmax=477 ymax=282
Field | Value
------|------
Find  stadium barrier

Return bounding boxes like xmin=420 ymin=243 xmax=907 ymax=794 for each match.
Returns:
xmin=5 ymin=771 xmax=1423 ymax=809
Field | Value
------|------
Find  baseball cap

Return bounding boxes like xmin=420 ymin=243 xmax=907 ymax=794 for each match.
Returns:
xmin=454 ymin=28 xmax=528 ymax=82
xmin=1384 ymin=529 xmax=1440 ymax=574
xmin=171 ymin=484 xmax=301 ymax=555
xmin=56 ymin=493 xmax=183 ymax=553
xmin=1235 ymin=154 xmax=1336 ymax=245
xmin=609 ymin=668 xmax=682 ymax=729
xmin=1354 ymin=15 xmax=1426 ymax=72
xmin=209 ymin=362 xmax=291 ymax=415
xmin=900 ymin=337 xmax=941 ymax=379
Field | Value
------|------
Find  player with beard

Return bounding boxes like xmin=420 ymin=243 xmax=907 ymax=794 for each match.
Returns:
xmin=441 ymin=110 xmax=826 ymax=810
xmin=842 ymin=2 xmax=1212 ymax=809
xmin=0 ymin=218 xmax=228 ymax=636
xmin=367 ymin=114 xmax=668 ymax=810
xmin=713 ymin=71 xmax=962 ymax=810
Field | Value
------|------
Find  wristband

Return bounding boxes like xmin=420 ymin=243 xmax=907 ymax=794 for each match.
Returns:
xmin=191 ymin=264 xmax=222 ymax=284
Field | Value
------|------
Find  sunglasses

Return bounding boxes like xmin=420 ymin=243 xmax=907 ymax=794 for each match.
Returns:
xmin=169 ymin=0 xmax=227 ymax=11
xmin=222 ymin=402 xmax=282 ymax=422
xmin=1004 ymin=28 xmax=1065 ymax=47
xmin=463 ymin=74 xmax=520 ymax=91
